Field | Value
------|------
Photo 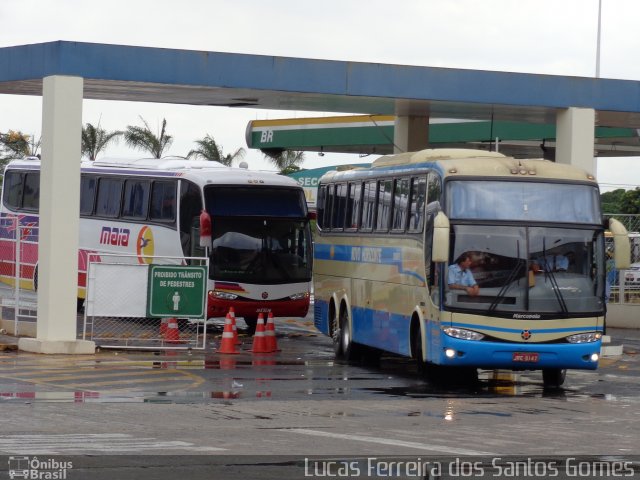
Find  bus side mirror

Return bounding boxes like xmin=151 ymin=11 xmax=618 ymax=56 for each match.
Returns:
xmin=609 ymin=218 xmax=631 ymax=269
xmin=432 ymin=211 xmax=450 ymax=263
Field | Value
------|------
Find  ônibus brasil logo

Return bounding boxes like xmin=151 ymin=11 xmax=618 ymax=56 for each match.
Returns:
xmin=8 ymin=456 xmax=73 ymax=479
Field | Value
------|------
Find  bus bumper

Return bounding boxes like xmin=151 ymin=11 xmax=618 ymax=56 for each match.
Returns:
xmin=433 ymin=336 xmax=602 ymax=370
xmin=207 ymin=294 xmax=310 ymax=320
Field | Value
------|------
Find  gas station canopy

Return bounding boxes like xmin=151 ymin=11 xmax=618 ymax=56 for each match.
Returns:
xmin=246 ymin=115 xmax=640 ymax=158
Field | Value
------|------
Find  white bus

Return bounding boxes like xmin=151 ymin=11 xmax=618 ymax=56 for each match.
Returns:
xmin=0 ymin=156 xmax=313 ymax=330
xmin=314 ymin=149 xmax=630 ymax=387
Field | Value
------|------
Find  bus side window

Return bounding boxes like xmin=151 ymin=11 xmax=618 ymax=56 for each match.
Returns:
xmin=392 ymin=177 xmax=410 ymax=232
xmin=122 ymin=179 xmax=150 ymax=220
xmin=95 ymin=178 xmax=123 ymax=218
xmin=22 ymin=172 xmax=40 ymax=211
xmin=427 ymin=172 xmax=442 ymax=205
xmin=3 ymin=171 xmax=24 ymax=211
xmin=150 ymin=181 xmax=176 ymax=222
xmin=333 ymin=183 xmax=347 ymax=230
xmin=360 ymin=180 xmax=376 ymax=231
xmin=80 ymin=176 xmax=97 ymax=216
xmin=345 ymin=182 xmax=361 ymax=230
xmin=323 ymin=184 xmax=335 ymax=231
xmin=316 ymin=185 xmax=326 ymax=230
xmin=408 ymin=176 xmax=427 ymax=232
xmin=375 ymin=180 xmax=393 ymax=232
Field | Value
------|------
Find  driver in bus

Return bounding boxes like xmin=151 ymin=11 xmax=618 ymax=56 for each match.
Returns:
xmin=448 ymin=252 xmax=480 ymax=296
xmin=535 ymin=253 xmax=569 ymax=272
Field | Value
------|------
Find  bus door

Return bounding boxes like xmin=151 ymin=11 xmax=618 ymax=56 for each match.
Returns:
xmin=179 ymin=181 xmax=203 ymax=259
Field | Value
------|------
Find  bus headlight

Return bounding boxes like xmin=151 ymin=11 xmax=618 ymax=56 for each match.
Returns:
xmin=443 ymin=327 xmax=484 ymax=341
xmin=289 ymin=292 xmax=310 ymax=301
xmin=566 ymin=332 xmax=602 ymax=343
xmin=210 ymin=291 xmax=238 ymax=300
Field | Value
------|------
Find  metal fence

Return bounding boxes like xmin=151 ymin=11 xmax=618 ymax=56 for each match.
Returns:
xmin=606 ymin=214 xmax=640 ymax=305
xmin=82 ymin=253 xmax=209 ymax=350
xmin=0 ymin=218 xmax=38 ymax=337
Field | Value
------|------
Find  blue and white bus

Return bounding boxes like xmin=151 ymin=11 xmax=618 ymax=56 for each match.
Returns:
xmin=313 ymin=149 xmax=630 ymax=387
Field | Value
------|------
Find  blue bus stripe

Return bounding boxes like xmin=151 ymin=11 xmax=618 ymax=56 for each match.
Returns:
xmin=314 ymin=244 xmax=425 ymax=283
xmin=450 ymin=321 xmax=603 ymax=334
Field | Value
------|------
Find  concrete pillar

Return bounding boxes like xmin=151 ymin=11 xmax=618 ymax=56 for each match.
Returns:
xmin=19 ymin=75 xmax=95 ymax=354
xmin=393 ymin=115 xmax=429 ymax=153
xmin=555 ymin=107 xmax=596 ymax=174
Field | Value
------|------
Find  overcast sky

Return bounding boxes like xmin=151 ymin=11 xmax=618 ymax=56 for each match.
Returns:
xmin=1 ymin=0 xmax=640 ymax=191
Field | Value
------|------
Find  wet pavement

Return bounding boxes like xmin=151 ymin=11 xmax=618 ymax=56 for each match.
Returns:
xmin=0 ymin=320 xmax=639 ymax=462
xmin=1 ymin=323 xmax=639 ymax=405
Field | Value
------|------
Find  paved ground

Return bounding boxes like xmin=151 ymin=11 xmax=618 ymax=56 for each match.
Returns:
xmin=1 ymin=323 xmax=639 ymax=479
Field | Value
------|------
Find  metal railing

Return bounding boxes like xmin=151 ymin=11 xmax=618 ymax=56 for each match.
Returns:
xmin=606 ymin=214 xmax=640 ymax=305
xmin=83 ymin=253 xmax=209 ymax=350
xmin=0 ymin=218 xmax=38 ymax=336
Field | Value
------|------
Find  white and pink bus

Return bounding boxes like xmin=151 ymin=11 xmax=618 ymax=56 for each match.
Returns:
xmin=0 ymin=156 xmax=313 ymax=330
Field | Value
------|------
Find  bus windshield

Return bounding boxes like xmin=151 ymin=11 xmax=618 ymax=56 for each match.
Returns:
xmin=447 ymin=181 xmax=601 ymax=223
xmin=445 ymin=225 xmax=606 ymax=316
xmin=205 ymin=185 xmax=311 ymax=283
xmin=210 ymin=217 xmax=312 ymax=284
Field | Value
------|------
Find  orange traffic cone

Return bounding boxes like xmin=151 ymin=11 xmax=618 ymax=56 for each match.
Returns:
xmin=251 ymin=314 xmax=269 ymax=353
xmin=264 ymin=312 xmax=279 ymax=352
xmin=164 ymin=318 xmax=180 ymax=343
xmin=159 ymin=318 xmax=169 ymax=337
xmin=218 ymin=314 xmax=239 ymax=354
xmin=229 ymin=308 xmax=241 ymax=345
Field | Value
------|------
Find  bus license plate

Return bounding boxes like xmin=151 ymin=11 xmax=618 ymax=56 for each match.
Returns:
xmin=513 ymin=352 xmax=539 ymax=362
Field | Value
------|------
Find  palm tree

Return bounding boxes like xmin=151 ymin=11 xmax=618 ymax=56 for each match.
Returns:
xmin=0 ymin=130 xmax=38 ymax=158
xmin=124 ymin=116 xmax=173 ymax=158
xmin=263 ymin=149 xmax=305 ymax=174
xmin=81 ymin=123 xmax=122 ymax=160
xmin=188 ymin=134 xmax=246 ymax=166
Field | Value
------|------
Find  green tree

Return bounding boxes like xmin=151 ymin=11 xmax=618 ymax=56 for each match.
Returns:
xmin=262 ymin=149 xmax=305 ymax=174
xmin=187 ymin=134 xmax=246 ymax=166
xmin=602 ymin=187 xmax=640 ymax=214
xmin=0 ymin=130 xmax=39 ymax=158
xmin=601 ymin=188 xmax=626 ymax=213
xmin=81 ymin=123 xmax=122 ymax=161
xmin=124 ymin=117 xmax=173 ymax=158
xmin=620 ymin=188 xmax=640 ymax=214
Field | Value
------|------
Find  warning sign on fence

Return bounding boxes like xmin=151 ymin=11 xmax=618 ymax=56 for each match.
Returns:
xmin=147 ymin=265 xmax=207 ymax=318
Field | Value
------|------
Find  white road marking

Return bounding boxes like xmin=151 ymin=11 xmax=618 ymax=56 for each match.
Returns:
xmin=287 ymin=428 xmax=495 ymax=456
xmin=0 ymin=433 xmax=224 ymax=454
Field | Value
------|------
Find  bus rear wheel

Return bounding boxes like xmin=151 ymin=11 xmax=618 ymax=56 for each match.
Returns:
xmin=333 ymin=308 xmax=357 ymax=361
xmin=330 ymin=307 xmax=342 ymax=357
xmin=542 ymin=368 xmax=566 ymax=388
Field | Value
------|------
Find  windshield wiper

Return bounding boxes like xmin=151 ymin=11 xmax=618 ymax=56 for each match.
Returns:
xmin=542 ymin=238 xmax=569 ymax=316
xmin=488 ymin=241 xmax=524 ymax=314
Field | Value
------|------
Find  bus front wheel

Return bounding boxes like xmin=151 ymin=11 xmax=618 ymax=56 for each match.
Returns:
xmin=542 ymin=368 xmax=566 ymax=388
xmin=412 ymin=329 xmax=427 ymax=376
